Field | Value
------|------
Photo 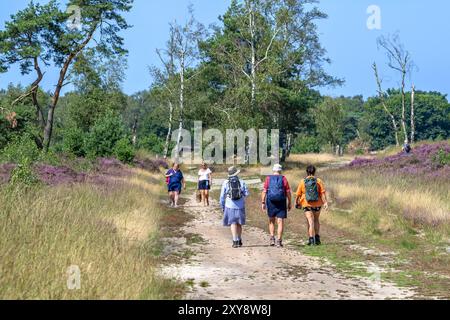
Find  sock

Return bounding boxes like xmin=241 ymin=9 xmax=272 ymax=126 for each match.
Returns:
xmin=233 ymin=237 xmax=239 ymax=242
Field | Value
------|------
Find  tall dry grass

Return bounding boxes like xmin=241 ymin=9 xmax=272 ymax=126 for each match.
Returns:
xmin=285 ymin=165 xmax=450 ymax=239
xmin=0 ymin=169 xmax=182 ymax=300
xmin=286 ymin=153 xmax=354 ymax=166
xmin=328 ymin=170 xmax=449 ymax=224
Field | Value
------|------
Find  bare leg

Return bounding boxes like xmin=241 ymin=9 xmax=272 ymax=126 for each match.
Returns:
xmin=230 ymin=224 xmax=238 ymax=240
xmin=269 ymin=218 xmax=276 ymax=237
xmin=277 ymin=218 xmax=285 ymax=240
xmin=205 ymin=190 xmax=210 ymax=206
xmin=174 ymin=192 xmax=180 ymax=207
xmin=305 ymin=212 xmax=315 ymax=238
xmin=314 ymin=212 xmax=321 ymax=236
xmin=236 ymin=224 xmax=242 ymax=239
xmin=169 ymin=192 xmax=174 ymax=206
xmin=201 ymin=190 xmax=206 ymax=206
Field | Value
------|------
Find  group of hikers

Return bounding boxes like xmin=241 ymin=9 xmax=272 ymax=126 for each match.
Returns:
xmin=165 ymin=162 xmax=328 ymax=248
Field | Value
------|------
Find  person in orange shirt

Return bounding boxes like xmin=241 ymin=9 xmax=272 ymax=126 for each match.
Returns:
xmin=295 ymin=165 xmax=329 ymax=246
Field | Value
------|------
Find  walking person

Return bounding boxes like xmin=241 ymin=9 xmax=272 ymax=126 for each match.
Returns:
xmin=198 ymin=162 xmax=212 ymax=206
xmin=165 ymin=163 xmax=186 ymax=208
xmin=295 ymin=165 xmax=329 ymax=246
xmin=403 ymin=140 xmax=412 ymax=154
xmin=220 ymin=167 xmax=249 ymax=248
xmin=261 ymin=164 xmax=292 ymax=248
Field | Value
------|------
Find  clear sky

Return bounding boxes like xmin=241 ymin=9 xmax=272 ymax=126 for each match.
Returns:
xmin=0 ymin=0 xmax=449 ymax=98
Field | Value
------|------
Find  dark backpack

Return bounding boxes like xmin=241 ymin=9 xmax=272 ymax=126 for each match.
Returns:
xmin=227 ymin=176 xmax=242 ymax=201
xmin=405 ymin=144 xmax=411 ymax=153
xmin=267 ymin=176 xmax=286 ymax=202
xmin=304 ymin=177 xmax=319 ymax=202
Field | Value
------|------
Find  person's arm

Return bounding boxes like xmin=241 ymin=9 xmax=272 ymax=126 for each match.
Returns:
xmin=208 ymin=172 xmax=212 ymax=187
xmin=261 ymin=190 xmax=267 ymax=211
xmin=295 ymin=182 xmax=302 ymax=208
xmin=321 ymin=193 xmax=329 ymax=211
xmin=242 ymin=182 xmax=250 ymax=198
xmin=219 ymin=183 xmax=226 ymax=211
xmin=319 ymin=180 xmax=329 ymax=211
xmin=261 ymin=177 xmax=268 ymax=211
xmin=165 ymin=170 xmax=173 ymax=178
xmin=284 ymin=177 xmax=292 ymax=211
xmin=287 ymin=193 xmax=292 ymax=211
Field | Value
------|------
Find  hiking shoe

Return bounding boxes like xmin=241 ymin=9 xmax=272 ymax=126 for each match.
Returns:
xmin=270 ymin=237 xmax=276 ymax=247
xmin=232 ymin=241 xmax=239 ymax=248
xmin=315 ymin=235 xmax=321 ymax=246
xmin=277 ymin=239 xmax=284 ymax=248
xmin=238 ymin=240 xmax=243 ymax=248
xmin=307 ymin=237 xmax=316 ymax=246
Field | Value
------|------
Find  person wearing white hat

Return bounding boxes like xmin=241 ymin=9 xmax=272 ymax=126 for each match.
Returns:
xmin=261 ymin=164 xmax=292 ymax=248
xmin=220 ymin=166 xmax=250 ymax=248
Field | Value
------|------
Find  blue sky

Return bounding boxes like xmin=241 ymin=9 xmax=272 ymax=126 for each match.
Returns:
xmin=0 ymin=0 xmax=449 ymax=98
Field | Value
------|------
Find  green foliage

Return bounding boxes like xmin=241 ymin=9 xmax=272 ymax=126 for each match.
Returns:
xmin=60 ymin=126 xmax=87 ymax=157
xmin=360 ymin=91 xmax=450 ymax=150
xmin=315 ymin=97 xmax=345 ymax=148
xmin=433 ymin=148 xmax=450 ymax=166
xmin=1 ymin=133 xmax=40 ymax=164
xmin=9 ymin=160 xmax=39 ymax=186
xmin=138 ymin=134 xmax=165 ymax=155
xmin=292 ymin=136 xmax=321 ymax=154
xmin=84 ymin=111 xmax=128 ymax=159
xmin=114 ymin=138 xmax=135 ymax=164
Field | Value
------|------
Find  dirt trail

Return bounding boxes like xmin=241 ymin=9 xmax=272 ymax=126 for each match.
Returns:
xmin=162 ymin=193 xmax=415 ymax=300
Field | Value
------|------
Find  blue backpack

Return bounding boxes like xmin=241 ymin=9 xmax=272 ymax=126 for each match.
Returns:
xmin=267 ymin=176 xmax=286 ymax=202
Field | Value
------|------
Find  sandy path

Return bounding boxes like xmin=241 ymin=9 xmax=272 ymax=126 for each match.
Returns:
xmin=162 ymin=193 xmax=415 ymax=300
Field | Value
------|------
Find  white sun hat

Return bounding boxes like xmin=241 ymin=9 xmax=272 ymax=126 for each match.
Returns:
xmin=272 ymin=164 xmax=283 ymax=172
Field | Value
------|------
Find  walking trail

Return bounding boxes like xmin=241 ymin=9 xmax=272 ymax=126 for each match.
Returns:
xmin=162 ymin=192 xmax=416 ymax=300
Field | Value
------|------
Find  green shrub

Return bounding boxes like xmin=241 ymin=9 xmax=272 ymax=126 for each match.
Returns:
xmin=61 ymin=126 xmax=87 ymax=157
xmin=138 ymin=134 xmax=165 ymax=155
xmin=37 ymin=149 xmax=63 ymax=166
xmin=9 ymin=159 xmax=39 ymax=186
xmin=291 ymin=135 xmax=321 ymax=154
xmin=433 ymin=148 xmax=450 ymax=166
xmin=84 ymin=111 xmax=127 ymax=158
xmin=0 ymin=133 xmax=40 ymax=164
xmin=114 ymin=138 xmax=135 ymax=164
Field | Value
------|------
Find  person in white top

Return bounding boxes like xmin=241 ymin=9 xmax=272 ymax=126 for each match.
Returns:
xmin=198 ymin=162 xmax=213 ymax=206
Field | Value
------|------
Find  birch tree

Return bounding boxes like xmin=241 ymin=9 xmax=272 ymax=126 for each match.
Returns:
xmin=155 ymin=6 xmax=205 ymax=158
xmin=372 ymin=63 xmax=400 ymax=146
xmin=377 ymin=34 xmax=414 ymax=144
xmin=151 ymin=28 xmax=177 ymax=158
xmin=411 ymin=84 xmax=415 ymax=143
xmin=204 ymin=0 xmax=340 ymax=162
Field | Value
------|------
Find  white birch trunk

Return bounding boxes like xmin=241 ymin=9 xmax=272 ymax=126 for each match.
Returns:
xmin=175 ymin=52 xmax=185 ymax=160
xmin=163 ymin=100 xmax=174 ymax=159
xmin=401 ymin=74 xmax=408 ymax=144
xmin=410 ymin=84 xmax=415 ymax=144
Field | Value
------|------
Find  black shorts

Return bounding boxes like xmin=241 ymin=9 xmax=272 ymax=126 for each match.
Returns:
xmin=303 ymin=207 xmax=322 ymax=213
xmin=198 ymin=180 xmax=211 ymax=190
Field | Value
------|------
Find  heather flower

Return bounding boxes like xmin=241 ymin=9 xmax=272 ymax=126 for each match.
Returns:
xmin=0 ymin=163 xmax=16 ymax=184
xmin=348 ymin=142 xmax=450 ymax=179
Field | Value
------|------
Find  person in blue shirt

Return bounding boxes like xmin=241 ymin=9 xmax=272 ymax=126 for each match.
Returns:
xmin=220 ymin=167 xmax=250 ymax=248
xmin=165 ymin=163 xmax=186 ymax=208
